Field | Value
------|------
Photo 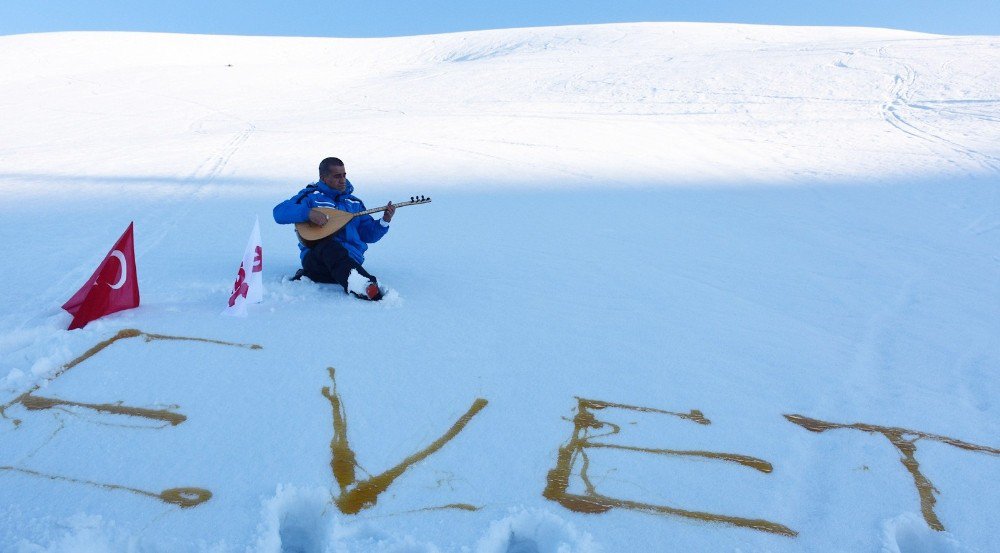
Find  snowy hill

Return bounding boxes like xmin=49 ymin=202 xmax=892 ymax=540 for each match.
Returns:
xmin=0 ymin=23 xmax=998 ymax=552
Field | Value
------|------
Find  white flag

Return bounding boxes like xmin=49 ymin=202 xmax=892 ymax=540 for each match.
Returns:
xmin=222 ymin=216 xmax=264 ymax=317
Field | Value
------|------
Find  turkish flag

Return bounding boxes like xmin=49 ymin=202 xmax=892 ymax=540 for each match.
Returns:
xmin=62 ymin=222 xmax=140 ymax=330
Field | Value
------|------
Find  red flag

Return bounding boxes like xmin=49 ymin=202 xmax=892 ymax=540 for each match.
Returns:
xmin=62 ymin=222 xmax=140 ymax=330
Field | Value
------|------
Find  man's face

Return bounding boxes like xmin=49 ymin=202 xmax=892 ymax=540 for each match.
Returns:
xmin=322 ymin=166 xmax=347 ymax=192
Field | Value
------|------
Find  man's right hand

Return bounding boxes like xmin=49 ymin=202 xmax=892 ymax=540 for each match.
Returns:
xmin=308 ymin=208 xmax=329 ymax=226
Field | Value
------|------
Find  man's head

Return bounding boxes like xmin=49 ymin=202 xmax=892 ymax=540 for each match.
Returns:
xmin=319 ymin=157 xmax=347 ymax=192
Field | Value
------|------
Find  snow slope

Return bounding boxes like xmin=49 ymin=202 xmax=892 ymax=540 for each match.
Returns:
xmin=0 ymin=23 xmax=998 ymax=552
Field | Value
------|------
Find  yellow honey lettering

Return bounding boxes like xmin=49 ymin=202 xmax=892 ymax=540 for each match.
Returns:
xmin=322 ymin=367 xmax=487 ymax=514
xmin=544 ymin=397 xmax=796 ymax=537
xmin=0 ymin=329 xmax=258 ymax=506
xmin=1 ymin=328 xmax=260 ymax=424
xmin=0 ymin=466 xmax=211 ymax=508
xmin=784 ymin=413 xmax=1000 ymax=531
xmin=20 ymin=394 xmax=186 ymax=426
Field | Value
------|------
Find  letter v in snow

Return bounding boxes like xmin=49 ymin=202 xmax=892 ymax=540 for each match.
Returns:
xmin=62 ymin=222 xmax=140 ymax=330
xmin=222 ymin=216 xmax=264 ymax=317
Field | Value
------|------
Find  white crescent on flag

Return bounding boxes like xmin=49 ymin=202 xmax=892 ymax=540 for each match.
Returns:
xmin=108 ymin=250 xmax=127 ymax=289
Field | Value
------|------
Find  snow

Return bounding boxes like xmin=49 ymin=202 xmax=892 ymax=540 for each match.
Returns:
xmin=1 ymin=22 xmax=998 ymax=552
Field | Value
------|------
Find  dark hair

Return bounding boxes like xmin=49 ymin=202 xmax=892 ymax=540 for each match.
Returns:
xmin=318 ymin=157 xmax=344 ymax=179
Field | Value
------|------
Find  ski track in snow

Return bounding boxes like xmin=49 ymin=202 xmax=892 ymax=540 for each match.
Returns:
xmin=865 ymin=44 xmax=1000 ymax=172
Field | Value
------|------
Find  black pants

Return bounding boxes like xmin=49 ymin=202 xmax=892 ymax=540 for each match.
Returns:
xmin=301 ymin=239 xmax=376 ymax=293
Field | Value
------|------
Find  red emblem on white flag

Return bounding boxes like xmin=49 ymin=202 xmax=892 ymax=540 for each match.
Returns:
xmin=223 ymin=217 xmax=264 ymax=316
xmin=62 ymin=222 xmax=140 ymax=330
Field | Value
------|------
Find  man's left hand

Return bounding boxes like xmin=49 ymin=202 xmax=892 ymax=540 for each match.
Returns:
xmin=383 ymin=202 xmax=396 ymax=223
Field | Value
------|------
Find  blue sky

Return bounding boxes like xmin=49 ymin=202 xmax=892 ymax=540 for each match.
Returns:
xmin=1 ymin=0 xmax=998 ymax=37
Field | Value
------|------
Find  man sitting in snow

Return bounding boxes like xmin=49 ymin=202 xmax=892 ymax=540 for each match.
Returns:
xmin=273 ymin=157 xmax=395 ymax=301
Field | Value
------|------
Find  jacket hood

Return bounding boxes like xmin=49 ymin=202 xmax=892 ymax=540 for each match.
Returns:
xmin=315 ymin=179 xmax=354 ymax=198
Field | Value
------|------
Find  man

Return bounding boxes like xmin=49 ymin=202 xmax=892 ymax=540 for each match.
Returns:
xmin=273 ymin=157 xmax=396 ymax=300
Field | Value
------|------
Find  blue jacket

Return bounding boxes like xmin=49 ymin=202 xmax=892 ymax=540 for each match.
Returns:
xmin=273 ymin=179 xmax=389 ymax=264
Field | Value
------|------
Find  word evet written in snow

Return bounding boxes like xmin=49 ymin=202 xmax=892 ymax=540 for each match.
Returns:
xmin=2 ymin=332 xmax=997 ymax=538
xmin=0 ymin=329 xmax=262 ymax=509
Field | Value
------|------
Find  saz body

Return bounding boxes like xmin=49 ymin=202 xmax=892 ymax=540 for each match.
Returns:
xmin=294 ymin=195 xmax=431 ymax=247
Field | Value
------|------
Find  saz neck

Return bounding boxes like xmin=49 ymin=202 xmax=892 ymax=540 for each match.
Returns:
xmin=356 ymin=197 xmax=431 ymax=217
